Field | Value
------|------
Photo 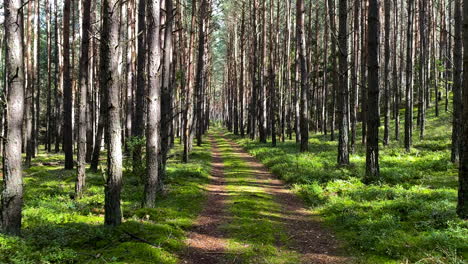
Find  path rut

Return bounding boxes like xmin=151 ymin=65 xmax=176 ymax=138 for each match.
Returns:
xmin=183 ymin=136 xmax=229 ymax=264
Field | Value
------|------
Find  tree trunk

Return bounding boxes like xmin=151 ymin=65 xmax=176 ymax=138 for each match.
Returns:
xmin=418 ymin=0 xmax=427 ymax=140
xmin=240 ymin=4 xmax=246 ymax=138
xmin=24 ymin=0 xmax=34 ymax=168
xmin=143 ymin=0 xmax=162 ymax=208
xmin=364 ymin=0 xmax=380 ymax=183
xmin=133 ymin=0 xmax=146 ymax=170
xmin=297 ymin=0 xmax=308 ymax=152
xmin=183 ymin=0 xmax=197 ymax=162
xmin=76 ymin=0 xmax=92 ymax=198
xmin=46 ymin=0 xmax=52 ymax=152
xmin=159 ymin=0 xmax=175 ymax=191
xmin=327 ymin=0 xmax=337 ymax=142
xmin=63 ymin=0 xmax=74 ymax=169
xmin=34 ymin=0 xmax=40 ymax=157
xmin=404 ymin=0 xmax=414 ymax=152
xmin=54 ymin=0 xmax=62 ymax=153
xmin=452 ymin=0 xmax=462 ymax=163
xmin=259 ymin=0 xmax=267 ymax=144
xmin=195 ymin=0 xmax=207 ymax=146
xmin=337 ymin=0 xmax=349 ymax=165
xmin=458 ymin=0 xmax=468 ymax=219
xmin=1 ymin=0 xmax=25 ymax=236
xmin=101 ymin=0 xmax=123 ymax=226
xmin=383 ymin=0 xmax=391 ymax=145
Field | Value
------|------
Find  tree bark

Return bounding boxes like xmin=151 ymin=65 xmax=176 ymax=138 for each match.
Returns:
xmin=76 ymin=0 xmax=92 ymax=198
xmin=458 ymin=0 xmax=468 ymax=219
xmin=143 ymin=0 xmax=162 ymax=208
xmin=404 ymin=0 xmax=414 ymax=152
xmin=452 ymin=0 xmax=462 ymax=163
xmin=195 ymin=0 xmax=207 ymax=146
xmin=133 ymin=0 xmax=146 ymax=170
xmin=101 ymin=0 xmax=123 ymax=226
xmin=383 ymin=0 xmax=391 ymax=145
xmin=63 ymin=0 xmax=74 ymax=169
xmin=297 ymin=0 xmax=308 ymax=152
xmin=364 ymin=0 xmax=380 ymax=183
xmin=1 ymin=0 xmax=25 ymax=236
xmin=337 ymin=0 xmax=349 ymax=165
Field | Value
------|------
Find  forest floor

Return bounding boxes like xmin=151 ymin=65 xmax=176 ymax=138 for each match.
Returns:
xmin=0 ymin=108 xmax=466 ymax=264
xmin=225 ymin=108 xmax=467 ymax=263
xmin=183 ymin=132 xmax=348 ymax=264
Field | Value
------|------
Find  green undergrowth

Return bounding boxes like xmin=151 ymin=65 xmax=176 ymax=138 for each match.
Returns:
xmin=0 ymin=138 xmax=212 ymax=264
xmin=214 ymin=134 xmax=301 ymax=264
xmin=225 ymin=109 xmax=467 ymax=263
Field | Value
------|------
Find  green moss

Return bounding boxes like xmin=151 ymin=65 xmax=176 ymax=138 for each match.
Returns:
xmin=226 ymin=108 xmax=467 ymax=263
xmin=0 ymin=138 xmax=212 ymax=263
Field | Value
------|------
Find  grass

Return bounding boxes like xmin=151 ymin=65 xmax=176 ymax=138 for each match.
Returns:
xmin=214 ymin=133 xmax=301 ymax=263
xmin=0 ymin=138 xmax=212 ymax=264
xmin=225 ymin=109 xmax=468 ymax=263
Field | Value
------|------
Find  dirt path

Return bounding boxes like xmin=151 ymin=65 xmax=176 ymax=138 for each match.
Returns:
xmin=225 ymin=137 xmax=348 ymax=264
xmin=183 ymin=134 xmax=348 ymax=264
xmin=183 ymin=136 xmax=229 ymax=264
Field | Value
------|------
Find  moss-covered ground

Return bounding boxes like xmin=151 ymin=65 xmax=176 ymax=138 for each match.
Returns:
xmin=226 ymin=109 xmax=467 ymax=263
xmin=0 ymin=139 xmax=212 ymax=264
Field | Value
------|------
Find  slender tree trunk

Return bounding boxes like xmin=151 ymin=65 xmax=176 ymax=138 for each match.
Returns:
xmin=240 ymin=4 xmax=245 ymax=138
xmin=297 ymin=0 xmax=308 ymax=152
xmin=259 ymin=0 xmax=267 ymax=143
xmin=393 ymin=0 xmax=400 ymax=141
xmin=159 ymin=0 xmax=174 ymax=189
xmin=404 ymin=0 xmax=414 ymax=152
xmin=54 ymin=0 xmax=62 ymax=153
xmin=365 ymin=0 xmax=380 ymax=183
xmin=33 ymin=0 xmax=40 ymax=156
xmin=327 ymin=0 xmax=337 ymax=141
xmin=1 ymin=0 xmax=25 ymax=236
xmin=102 ymin=0 xmax=123 ymax=226
xmin=63 ymin=0 xmax=74 ymax=169
xmin=337 ymin=0 xmax=349 ymax=165
xmin=143 ymin=0 xmax=162 ymax=208
xmin=458 ymin=0 xmax=468 ymax=219
xmin=360 ymin=0 xmax=368 ymax=144
xmin=383 ymin=0 xmax=391 ymax=145
xmin=133 ymin=0 xmax=146 ymax=170
xmin=183 ymin=0 xmax=197 ymax=162
xmin=418 ymin=0 xmax=426 ymax=140
xmin=195 ymin=0 xmax=207 ymax=146
xmin=24 ymin=0 xmax=33 ymax=167
xmin=76 ymin=0 xmax=92 ymax=198
xmin=46 ymin=0 xmax=52 ymax=152
xmin=452 ymin=0 xmax=462 ymax=163
xmin=350 ymin=0 xmax=359 ymax=152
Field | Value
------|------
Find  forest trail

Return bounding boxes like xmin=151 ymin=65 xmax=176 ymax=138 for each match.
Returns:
xmin=183 ymin=136 xmax=230 ymax=264
xmin=183 ymin=132 xmax=348 ymax=264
